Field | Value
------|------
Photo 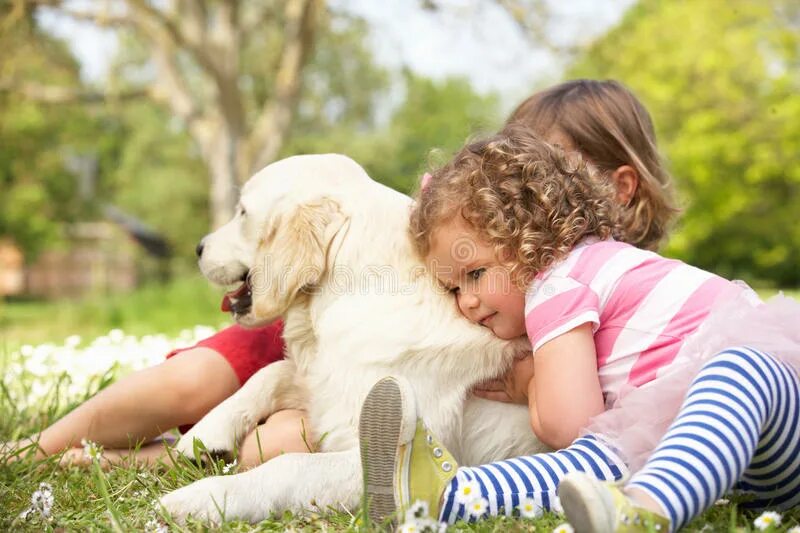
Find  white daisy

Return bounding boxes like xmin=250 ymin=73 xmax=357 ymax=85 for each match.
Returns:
xmin=517 ymin=496 xmax=540 ymax=518
xmin=145 ymin=517 xmax=169 ymax=533
xmin=754 ymin=511 xmax=782 ymax=530
xmin=553 ymin=523 xmax=575 ymax=533
xmin=64 ymin=334 xmax=82 ymax=348
xmin=466 ymin=497 xmax=488 ymax=518
xmin=81 ymin=438 xmax=103 ymax=461
xmin=398 ymin=521 xmax=420 ymax=533
xmin=714 ymin=498 xmax=729 ymax=505
xmin=222 ymin=459 xmax=238 ymax=474
xmin=19 ymin=482 xmax=55 ymax=521
xmin=406 ymin=499 xmax=430 ymax=520
xmin=454 ymin=480 xmax=481 ymax=505
xmin=414 ymin=518 xmax=447 ymax=532
xmin=786 ymin=526 xmax=800 ymax=533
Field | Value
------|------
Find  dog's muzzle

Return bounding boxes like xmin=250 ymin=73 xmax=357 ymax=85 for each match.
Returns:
xmin=221 ymin=272 xmax=253 ymax=317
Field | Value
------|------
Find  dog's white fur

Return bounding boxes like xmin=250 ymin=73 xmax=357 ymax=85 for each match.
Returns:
xmin=159 ymin=154 xmax=548 ymax=523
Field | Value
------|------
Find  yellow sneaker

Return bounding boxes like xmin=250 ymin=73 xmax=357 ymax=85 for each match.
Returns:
xmin=359 ymin=376 xmax=458 ymax=525
xmin=558 ymin=472 xmax=671 ymax=533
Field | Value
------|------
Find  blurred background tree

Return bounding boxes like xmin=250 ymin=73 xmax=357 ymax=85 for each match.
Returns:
xmin=571 ymin=0 xmax=800 ymax=286
xmin=0 ymin=0 xmax=798 ymax=299
xmin=6 ymin=0 xmax=327 ymax=230
xmin=0 ymin=5 xmax=121 ymax=258
xmin=284 ymin=73 xmax=499 ymax=194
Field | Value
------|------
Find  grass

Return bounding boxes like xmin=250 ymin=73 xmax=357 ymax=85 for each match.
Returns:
xmin=0 ymin=274 xmax=230 ymax=348
xmin=1 ymin=282 xmax=800 ymax=530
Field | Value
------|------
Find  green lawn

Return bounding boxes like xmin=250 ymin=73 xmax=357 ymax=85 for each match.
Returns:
xmin=1 ymin=282 xmax=799 ymax=531
xmin=0 ymin=275 xmax=231 ymax=348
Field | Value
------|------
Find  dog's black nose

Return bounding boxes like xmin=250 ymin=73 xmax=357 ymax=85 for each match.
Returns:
xmin=195 ymin=241 xmax=205 ymax=258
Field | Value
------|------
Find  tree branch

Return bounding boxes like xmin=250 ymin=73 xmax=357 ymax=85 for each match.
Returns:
xmin=56 ymin=6 xmax=131 ymax=28
xmin=148 ymin=42 xmax=203 ymax=125
xmin=245 ymin=0 xmax=322 ymax=175
xmin=0 ymin=80 xmax=148 ymax=104
xmin=241 ymin=2 xmax=281 ymax=42
xmin=125 ymin=0 xmax=225 ymax=86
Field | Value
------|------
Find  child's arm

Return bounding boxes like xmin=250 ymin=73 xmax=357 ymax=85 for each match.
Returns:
xmin=528 ymin=323 xmax=604 ymax=449
xmin=472 ymin=354 xmax=534 ymax=404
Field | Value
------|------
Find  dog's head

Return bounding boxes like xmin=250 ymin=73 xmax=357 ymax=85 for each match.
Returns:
xmin=197 ymin=154 xmax=366 ymax=326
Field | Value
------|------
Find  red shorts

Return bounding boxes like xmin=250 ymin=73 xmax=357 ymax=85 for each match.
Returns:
xmin=166 ymin=320 xmax=286 ymax=385
xmin=165 ymin=321 xmax=286 ymax=433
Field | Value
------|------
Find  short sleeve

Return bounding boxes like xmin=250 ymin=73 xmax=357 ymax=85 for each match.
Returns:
xmin=525 ymin=275 xmax=599 ymax=353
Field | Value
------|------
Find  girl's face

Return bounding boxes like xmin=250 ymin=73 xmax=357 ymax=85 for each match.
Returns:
xmin=427 ymin=217 xmax=527 ymax=340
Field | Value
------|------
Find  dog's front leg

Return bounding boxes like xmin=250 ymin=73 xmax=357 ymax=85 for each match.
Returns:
xmin=175 ymin=359 xmax=305 ymax=461
xmin=459 ymin=397 xmax=550 ymax=466
xmin=159 ymin=448 xmax=361 ymax=524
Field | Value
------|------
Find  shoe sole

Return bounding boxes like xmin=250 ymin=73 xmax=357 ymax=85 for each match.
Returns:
xmin=359 ymin=377 xmax=404 ymax=525
xmin=559 ymin=473 xmax=615 ymax=533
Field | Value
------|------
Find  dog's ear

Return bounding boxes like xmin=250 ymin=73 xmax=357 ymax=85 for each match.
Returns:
xmin=250 ymin=199 xmax=347 ymax=321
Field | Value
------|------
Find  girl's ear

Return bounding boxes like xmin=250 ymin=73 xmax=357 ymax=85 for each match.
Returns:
xmin=611 ymin=165 xmax=639 ymax=206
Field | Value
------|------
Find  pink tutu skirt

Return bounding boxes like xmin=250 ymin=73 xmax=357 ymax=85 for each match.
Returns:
xmin=583 ymin=285 xmax=800 ymax=472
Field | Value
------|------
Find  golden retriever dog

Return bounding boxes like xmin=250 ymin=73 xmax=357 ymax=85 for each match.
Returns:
xmin=159 ymin=154 xmax=547 ymax=523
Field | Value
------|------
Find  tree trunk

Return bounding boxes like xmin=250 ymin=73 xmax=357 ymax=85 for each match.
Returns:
xmin=207 ymin=127 xmax=241 ymax=229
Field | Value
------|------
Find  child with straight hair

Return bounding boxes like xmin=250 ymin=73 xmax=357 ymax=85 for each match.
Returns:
xmin=360 ymin=126 xmax=800 ymax=531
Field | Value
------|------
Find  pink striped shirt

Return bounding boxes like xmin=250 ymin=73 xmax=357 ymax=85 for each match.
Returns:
xmin=525 ymin=239 xmax=743 ymax=407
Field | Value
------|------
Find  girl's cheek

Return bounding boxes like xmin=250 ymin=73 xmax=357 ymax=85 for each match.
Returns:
xmin=453 ymin=293 xmax=472 ymax=320
xmin=454 ymin=293 xmax=465 ymax=315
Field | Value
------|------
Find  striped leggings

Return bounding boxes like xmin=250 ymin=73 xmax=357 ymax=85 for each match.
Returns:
xmin=440 ymin=347 xmax=800 ymax=528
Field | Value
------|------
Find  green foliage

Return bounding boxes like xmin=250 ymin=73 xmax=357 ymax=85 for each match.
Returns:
xmin=0 ymin=12 xmax=114 ymax=258
xmin=570 ymin=0 xmax=800 ymax=286
xmin=285 ymin=74 xmax=501 ymax=194
xmin=91 ymin=9 xmax=390 ymax=265
xmin=376 ymin=75 xmax=501 ymax=193
xmin=0 ymin=275 xmax=227 ymax=346
xmin=107 ymin=101 xmax=210 ymax=261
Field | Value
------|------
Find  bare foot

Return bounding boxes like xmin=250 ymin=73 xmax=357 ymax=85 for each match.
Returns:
xmin=58 ymin=442 xmax=174 ymax=470
xmin=1 ymin=438 xmax=45 ymax=463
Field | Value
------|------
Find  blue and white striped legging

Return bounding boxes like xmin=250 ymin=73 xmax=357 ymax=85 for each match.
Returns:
xmin=440 ymin=347 xmax=800 ymax=528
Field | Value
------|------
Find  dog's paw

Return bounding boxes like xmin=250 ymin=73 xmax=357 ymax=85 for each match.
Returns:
xmin=159 ymin=476 xmax=233 ymax=525
xmin=175 ymin=423 xmax=237 ymax=464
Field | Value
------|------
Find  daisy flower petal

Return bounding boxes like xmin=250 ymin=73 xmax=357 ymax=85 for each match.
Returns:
xmin=398 ymin=521 xmax=419 ymax=533
xmin=553 ymin=523 xmax=575 ymax=533
xmin=466 ymin=497 xmax=488 ymax=518
xmin=754 ymin=511 xmax=782 ymax=530
xmin=407 ymin=499 xmax=430 ymax=521
xmin=454 ymin=480 xmax=481 ymax=505
xmin=518 ymin=496 xmax=540 ymax=518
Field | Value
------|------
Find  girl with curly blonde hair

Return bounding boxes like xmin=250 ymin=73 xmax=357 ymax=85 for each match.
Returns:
xmin=362 ymin=127 xmax=800 ymax=531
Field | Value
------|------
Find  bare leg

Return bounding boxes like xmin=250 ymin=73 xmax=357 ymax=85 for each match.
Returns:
xmin=8 ymin=347 xmax=239 ymax=460
xmin=57 ymin=409 xmax=312 ymax=470
xmin=59 ymin=441 xmax=171 ymax=469
xmin=237 ymin=409 xmax=310 ymax=469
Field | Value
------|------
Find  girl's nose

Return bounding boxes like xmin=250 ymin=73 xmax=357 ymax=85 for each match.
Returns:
xmin=458 ymin=291 xmax=481 ymax=311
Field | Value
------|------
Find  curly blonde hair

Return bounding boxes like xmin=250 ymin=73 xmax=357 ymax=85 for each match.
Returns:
xmin=410 ymin=126 xmax=620 ymax=286
xmin=507 ymin=79 xmax=679 ymax=250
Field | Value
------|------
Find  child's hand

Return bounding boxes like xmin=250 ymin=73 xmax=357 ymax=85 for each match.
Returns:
xmin=472 ymin=354 xmax=534 ymax=405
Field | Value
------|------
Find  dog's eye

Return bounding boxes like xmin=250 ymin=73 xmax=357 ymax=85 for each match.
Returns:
xmin=238 ymin=206 xmax=247 ymax=217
